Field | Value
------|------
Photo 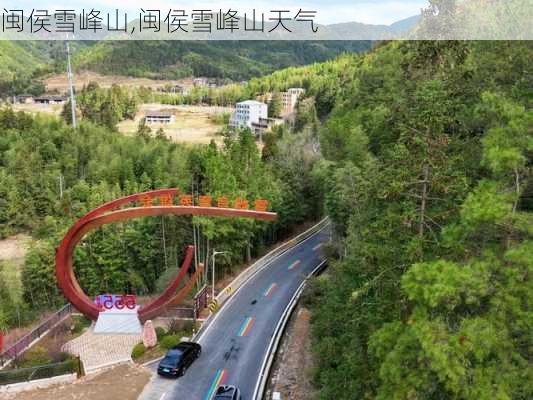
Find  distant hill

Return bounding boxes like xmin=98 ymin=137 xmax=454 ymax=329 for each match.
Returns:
xmin=0 ymin=14 xmax=419 ymax=83
xmin=0 ymin=41 xmax=89 ymax=79
xmin=69 ymin=15 xmax=420 ymax=80
xmin=389 ymin=15 xmax=421 ymax=32
xmin=0 ymin=42 xmax=48 ymax=78
xmin=70 ymin=41 xmax=372 ymax=81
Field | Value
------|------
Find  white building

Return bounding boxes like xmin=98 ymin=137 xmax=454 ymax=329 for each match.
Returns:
xmin=281 ymin=88 xmax=305 ymax=114
xmin=229 ymin=100 xmax=268 ymax=131
xmin=193 ymin=77 xmax=209 ymax=87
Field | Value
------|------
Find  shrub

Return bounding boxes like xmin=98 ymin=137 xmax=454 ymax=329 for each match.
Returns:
xmin=155 ymin=327 xmax=167 ymax=341
xmin=181 ymin=320 xmax=194 ymax=335
xmin=160 ymin=334 xmax=181 ymax=350
xmin=71 ymin=316 xmax=91 ymax=334
xmin=131 ymin=343 xmax=146 ymax=360
xmin=165 ymin=319 xmax=182 ymax=335
xmin=18 ymin=346 xmax=53 ymax=368
xmin=53 ymin=352 xmax=72 ymax=363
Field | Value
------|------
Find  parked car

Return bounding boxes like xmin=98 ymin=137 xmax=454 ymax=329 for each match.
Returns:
xmin=157 ymin=342 xmax=202 ymax=377
xmin=214 ymin=385 xmax=242 ymax=400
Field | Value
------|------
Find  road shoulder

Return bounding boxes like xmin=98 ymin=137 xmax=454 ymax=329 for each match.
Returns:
xmin=264 ymin=305 xmax=317 ymax=400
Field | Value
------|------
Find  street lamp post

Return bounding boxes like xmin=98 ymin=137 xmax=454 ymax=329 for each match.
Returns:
xmin=211 ymin=250 xmax=227 ymax=301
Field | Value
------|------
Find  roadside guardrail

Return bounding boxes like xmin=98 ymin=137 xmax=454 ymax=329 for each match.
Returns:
xmin=252 ymin=259 xmax=329 ymax=400
xmin=213 ymin=217 xmax=330 ymax=310
xmin=0 ymin=304 xmax=72 ymax=368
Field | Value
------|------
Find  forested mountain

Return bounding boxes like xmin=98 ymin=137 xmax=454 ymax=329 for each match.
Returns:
xmin=0 ymin=40 xmax=369 ymax=98
xmin=0 ymin=41 xmax=90 ymax=97
xmin=71 ymin=41 xmax=370 ymax=80
xmin=0 ymin=40 xmax=369 ymax=83
xmin=291 ymin=41 xmax=532 ymax=399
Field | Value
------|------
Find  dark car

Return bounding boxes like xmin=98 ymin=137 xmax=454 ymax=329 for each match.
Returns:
xmin=214 ymin=385 xmax=242 ymax=400
xmin=157 ymin=342 xmax=201 ymax=377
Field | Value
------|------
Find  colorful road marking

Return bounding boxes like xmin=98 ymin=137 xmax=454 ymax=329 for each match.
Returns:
xmin=313 ymin=243 xmax=324 ymax=251
xmin=204 ymin=369 xmax=228 ymax=400
xmin=288 ymin=260 xmax=301 ymax=271
xmin=264 ymin=283 xmax=278 ymax=297
xmin=237 ymin=316 xmax=255 ymax=337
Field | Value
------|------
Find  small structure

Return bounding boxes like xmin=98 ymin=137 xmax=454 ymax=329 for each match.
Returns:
xmin=229 ymin=100 xmax=268 ymax=131
xmin=34 ymin=95 xmax=67 ymax=105
xmin=160 ymin=85 xmax=188 ymax=95
xmin=145 ymin=111 xmax=175 ymax=124
xmin=193 ymin=77 xmax=209 ymax=87
xmin=251 ymin=117 xmax=283 ymax=136
xmin=171 ymin=85 xmax=187 ymax=95
xmin=93 ymin=306 xmax=142 ymax=334
xmin=14 ymin=94 xmax=34 ymax=104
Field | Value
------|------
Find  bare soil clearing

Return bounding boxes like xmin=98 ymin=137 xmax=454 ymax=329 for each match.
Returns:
xmin=0 ymin=234 xmax=30 ymax=262
xmin=1 ymin=364 xmax=151 ymax=400
xmin=44 ymin=71 xmax=193 ymax=92
xmin=118 ymin=104 xmax=231 ymax=145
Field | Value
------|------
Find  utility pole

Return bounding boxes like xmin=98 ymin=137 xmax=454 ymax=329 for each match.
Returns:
xmin=211 ymin=250 xmax=227 ymax=301
xmin=65 ymin=40 xmax=77 ymax=128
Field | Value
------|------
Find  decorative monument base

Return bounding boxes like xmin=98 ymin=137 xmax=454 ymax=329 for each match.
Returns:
xmin=94 ymin=307 xmax=142 ymax=334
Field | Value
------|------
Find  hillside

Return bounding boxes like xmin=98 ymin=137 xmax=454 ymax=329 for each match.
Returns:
xmin=0 ymin=40 xmax=370 ymax=96
xmin=0 ymin=41 xmax=90 ymax=97
xmin=0 ymin=41 xmax=90 ymax=78
xmin=278 ymin=40 xmax=532 ymax=399
xmin=71 ymin=41 xmax=370 ymax=81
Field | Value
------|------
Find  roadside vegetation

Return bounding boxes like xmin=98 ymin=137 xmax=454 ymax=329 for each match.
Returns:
xmin=297 ymin=41 xmax=532 ymax=399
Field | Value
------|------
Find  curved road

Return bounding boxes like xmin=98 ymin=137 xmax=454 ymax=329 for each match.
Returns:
xmin=139 ymin=226 xmax=329 ymax=400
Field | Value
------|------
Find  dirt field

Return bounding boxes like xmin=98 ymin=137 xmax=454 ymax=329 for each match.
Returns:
xmin=0 ymin=234 xmax=30 ymax=262
xmin=266 ymin=306 xmax=317 ymax=400
xmin=0 ymin=234 xmax=30 ymax=306
xmin=1 ymin=364 xmax=151 ymax=400
xmin=44 ymin=71 xmax=194 ymax=92
xmin=118 ymin=104 xmax=232 ymax=145
xmin=11 ymin=101 xmax=230 ymax=146
xmin=11 ymin=103 xmax=64 ymax=116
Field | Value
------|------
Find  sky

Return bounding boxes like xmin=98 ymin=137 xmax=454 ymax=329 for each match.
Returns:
xmin=14 ymin=0 xmax=429 ymax=25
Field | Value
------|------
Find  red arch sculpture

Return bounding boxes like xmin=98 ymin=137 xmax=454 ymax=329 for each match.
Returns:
xmin=55 ymin=189 xmax=277 ymax=322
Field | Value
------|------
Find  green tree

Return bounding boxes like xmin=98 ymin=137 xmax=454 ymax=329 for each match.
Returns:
xmin=268 ymin=93 xmax=282 ymax=118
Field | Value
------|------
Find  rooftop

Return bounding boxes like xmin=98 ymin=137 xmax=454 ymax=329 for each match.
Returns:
xmin=145 ymin=111 xmax=173 ymax=117
xmin=34 ymin=94 xmax=67 ymax=100
xmin=237 ymin=100 xmax=267 ymax=106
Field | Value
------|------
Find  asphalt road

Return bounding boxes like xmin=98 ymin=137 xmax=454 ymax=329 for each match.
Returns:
xmin=139 ymin=227 xmax=329 ymax=400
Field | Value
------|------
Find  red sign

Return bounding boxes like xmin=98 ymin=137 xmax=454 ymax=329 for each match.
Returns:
xmin=135 ymin=192 xmax=269 ymax=212
xmin=95 ymin=294 xmax=137 ymax=311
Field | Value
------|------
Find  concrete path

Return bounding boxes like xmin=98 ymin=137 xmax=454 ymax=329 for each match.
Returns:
xmin=63 ymin=326 xmax=141 ymax=373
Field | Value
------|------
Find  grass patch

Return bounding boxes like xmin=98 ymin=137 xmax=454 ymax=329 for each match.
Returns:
xmin=0 ymin=260 xmax=23 ymax=303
